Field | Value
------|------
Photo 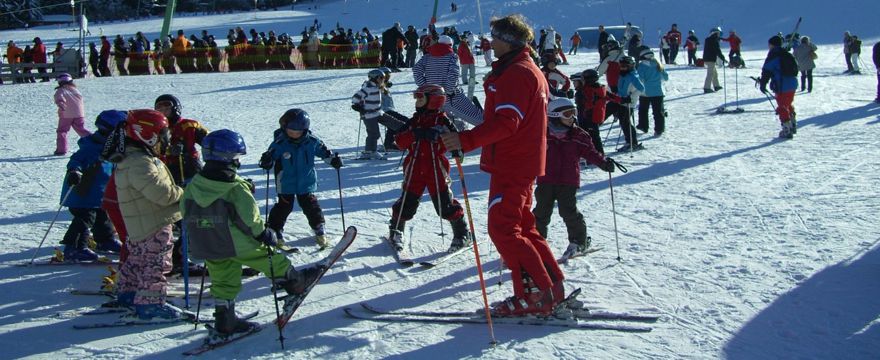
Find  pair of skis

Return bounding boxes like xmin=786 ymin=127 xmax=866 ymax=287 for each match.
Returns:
xmin=345 ymin=288 xmax=658 ymax=332
xmin=382 ymin=235 xmax=480 ymax=268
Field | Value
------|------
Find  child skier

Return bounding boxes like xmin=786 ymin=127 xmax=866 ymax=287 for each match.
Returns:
xmin=615 ymin=56 xmax=645 ymax=152
xmin=636 ymin=49 xmax=669 ymax=136
xmin=541 ymin=54 xmax=573 ymax=99
xmin=58 ymin=110 xmax=127 ymax=262
xmin=574 ymin=69 xmax=623 ymax=154
xmin=533 ymin=98 xmax=616 ymax=258
xmin=351 ymin=69 xmax=387 ymax=160
xmin=259 ymin=109 xmax=343 ymax=249
xmin=112 ymin=109 xmax=187 ymax=320
xmin=53 ymin=73 xmax=91 ymax=156
xmin=182 ymin=129 xmax=323 ymax=337
xmin=387 ymin=84 xmax=471 ymax=253
xmin=154 ymin=94 xmax=209 ymax=185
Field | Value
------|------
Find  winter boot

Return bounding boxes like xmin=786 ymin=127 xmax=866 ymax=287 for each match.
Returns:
xmin=134 ymin=303 xmax=188 ymax=321
xmin=388 ymin=229 xmax=405 ymax=251
xmin=213 ymin=299 xmax=258 ymax=335
xmin=281 ymin=266 xmax=323 ymax=296
xmin=95 ymin=238 xmax=123 ymax=253
xmin=313 ymin=223 xmax=328 ymax=248
xmin=448 ymin=217 xmax=470 ymax=253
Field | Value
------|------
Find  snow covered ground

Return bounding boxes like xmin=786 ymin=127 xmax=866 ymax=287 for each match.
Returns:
xmin=1 ymin=2 xmax=879 ymax=359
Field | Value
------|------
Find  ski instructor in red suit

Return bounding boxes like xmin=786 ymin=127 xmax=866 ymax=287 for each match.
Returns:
xmin=440 ymin=14 xmax=565 ymax=317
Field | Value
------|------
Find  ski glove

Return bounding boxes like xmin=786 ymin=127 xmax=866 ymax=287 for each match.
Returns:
xmin=67 ymin=170 xmax=82 ymax=186
xmin=351 ymin=103 xmax=365 ymax=113
xmin=259 ymin=151 xmax=274 ymax=170
xmin=244 ymin=178 xmax=256 ymax=194
xmin=759 ymin=84 xmax=769 ymax=94
xmin=413 ymin=128 xmax=441 ymax=141
xmin=255 ymin=228 xmax=279 ymax=247
xmin=598 ymin=158 xmax=616 ymax=173
xmin=169 ymin=142 xmax=185 ymax=157
xmin=566 ymin=89 xmax=575 ymax=99
xmin=620 ymin=96 xmax=632 ymax=104
xmin=329 ymin=153 xmax=344 ymax=169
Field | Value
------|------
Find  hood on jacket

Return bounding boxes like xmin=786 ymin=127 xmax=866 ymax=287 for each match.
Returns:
xmin=186 ymin=174 xmax=242 ymax=208
xmin=427 ymin=43 xmax=453 ymax=56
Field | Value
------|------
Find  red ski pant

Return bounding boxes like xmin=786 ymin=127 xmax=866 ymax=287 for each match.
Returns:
xmin=487 ymin=176 xmax=564 ymax=299
xmin=775 ymin=91 xmax=795 ymax=122
xmin=102 ymin=200 xmax=128 ymax=263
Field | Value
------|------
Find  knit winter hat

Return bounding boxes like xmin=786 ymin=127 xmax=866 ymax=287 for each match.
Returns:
xmin=768 ymin=35 xmax=783 ymax=47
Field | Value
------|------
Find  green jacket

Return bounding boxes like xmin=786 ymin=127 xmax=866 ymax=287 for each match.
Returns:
xmin=181 ymin=173 xmax=265 ymax=260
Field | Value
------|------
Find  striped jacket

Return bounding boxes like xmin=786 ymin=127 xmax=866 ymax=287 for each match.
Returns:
xmin=351 ymin=80 xmax=383 ymax=120
xmin=413 ymin=43 xmax=462 ymax=96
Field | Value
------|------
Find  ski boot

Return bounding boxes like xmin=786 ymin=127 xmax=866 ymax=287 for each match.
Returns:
xmin=790 ymin=112 xmax=797 ymax=134
xmin=778 ymin=121 xmax=794 ymax=139
xmin=213 ymin=299 xmax=258 ymax=335
xmin=63 ymin=245 xmax=99 ymax=263
xmin=95 ymin=238 xmax=123 ymax=254
xmin=388 ymin=229 xmax=405 ymax=251
xmin=133 ymin=303 xmax=190 ymax=321
xmin=490 ymin=271 xmax=560 ymax=317
xmin=280 ymin=266 xmax=324 ymax=296
xmin=102 ymin=291 xmax=135 ymax=309
xmin=447 ymin=218 xmax=470 ymax=253
xmin=314 ymin=224 xmax=328 ymax=249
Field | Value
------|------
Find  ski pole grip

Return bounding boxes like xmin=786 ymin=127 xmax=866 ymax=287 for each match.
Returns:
xmin=442 ymin=121 xmax=463 ymax=159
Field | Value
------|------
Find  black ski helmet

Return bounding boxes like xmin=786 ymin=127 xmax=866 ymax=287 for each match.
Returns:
xmin=280 ymin=108 xmax=310 ymax=131
xmin=154 ymin=94 xmax=182 ymax=123
xmin=581 ymin=69 xmax=599 ymax=84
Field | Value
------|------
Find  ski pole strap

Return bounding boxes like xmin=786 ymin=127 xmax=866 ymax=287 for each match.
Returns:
xmin=609 ymin=158 xmax=628 ymax=173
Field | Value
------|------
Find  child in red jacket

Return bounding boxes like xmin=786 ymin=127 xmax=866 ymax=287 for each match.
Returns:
xmin=387 ymin=84 xmax=470 ymax=254
xmin=574 ymin=69 xmax=624 ymax=154
xmin=532 ymin=98 xmax=616 ymax=259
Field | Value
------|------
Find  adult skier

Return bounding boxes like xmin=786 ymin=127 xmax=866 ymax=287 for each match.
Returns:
xmin=440 ymin=14 xmax=566 ymax=316
xmin=702 ymin=27 xmax=726 ymax=93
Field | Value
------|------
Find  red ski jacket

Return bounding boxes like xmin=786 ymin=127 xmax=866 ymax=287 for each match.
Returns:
xmin=394 ymin=110 xmax=452 ymax=184
xmin=459 ymin=47 xmax=548 ymax=178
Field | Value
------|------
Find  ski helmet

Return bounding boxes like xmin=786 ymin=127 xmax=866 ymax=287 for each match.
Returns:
xmin=709 ymin=27 xmax=722 ymax=36
xmin=280 ymin=108 xmax=310 ymax=131
xmin=542 ymin=53 xmax=558 ymax=66
xmin=639 ymin=48 xmax=654 ymax=61
xmin=547 ymin=98 xmax=577 ymax=126
xmin=619 ymin=56 xmax=635 ymax=67
xmin=368 ymin=69 xmax=385 ymax=82
xmin=378 ymin=67 xmax=392 ymax=77
xmin=125 ymin=109 xmax=170 ymax=148
xmin=605 ymin=39 xmax=620 ymax=50
xmin=56 ymin=73 xmax=73 ymax=84
xmin=581 ymin=69 xmax=599 ymax=84
xmin=570 ymin=73 xmax=583 ymax=84
xmin=95 ymin=110 xmax=128 ymax=132
xmin=202 ymin=129 xmax=247 ymax=163
xmin=154 ymin=94 xmax=182 ymax=122
xmin=413 ymin=84 xmax=447 ymax=110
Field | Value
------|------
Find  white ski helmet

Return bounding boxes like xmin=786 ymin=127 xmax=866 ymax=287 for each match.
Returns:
xmin=548 ymin=97 xmax=577 ymax=125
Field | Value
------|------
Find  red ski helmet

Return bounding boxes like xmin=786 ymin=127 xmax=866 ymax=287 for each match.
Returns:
xmin=125 ymin=109 xmax=170 ymax=148
xmin=413 ymin=84 xmax=447 ymax=110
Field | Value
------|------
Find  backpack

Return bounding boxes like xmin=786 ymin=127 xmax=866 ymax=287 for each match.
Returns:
xmin=780 ymin=50 xmax=799 ymax=77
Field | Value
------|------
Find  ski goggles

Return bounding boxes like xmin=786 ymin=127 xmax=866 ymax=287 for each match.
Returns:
xmin=548 ymin=108 xmax=577 ymax=119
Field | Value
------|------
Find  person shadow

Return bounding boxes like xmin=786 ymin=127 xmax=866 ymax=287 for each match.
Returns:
xmin=723 ymin=241 xmax=880 ymax=359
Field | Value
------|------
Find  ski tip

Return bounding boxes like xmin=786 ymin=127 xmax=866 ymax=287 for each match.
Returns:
xmin=418 ymin=262 xmax=436 ymax=268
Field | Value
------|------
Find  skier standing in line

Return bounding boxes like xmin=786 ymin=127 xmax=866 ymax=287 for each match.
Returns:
xmin=351 ymin=69 xmax=388 ymax=160
xmin=386 ymin=84 xmax=471 ymax=254
xmin=440 ymin=14 xmax=566 ymax=316
xmin=533 ymin=98 xmax=616 ymax=259
xmin=636 ymin=49 xmax=669 ymax=136
xmin=53 ymin=73 xmax=92 ymax=156
xmin=702 ymin=27 xmax=726 ymax=93
xmin=259 ymin=109 xmax=343 ymax=249
xmin=58 ymin=110 xmax=127 ymax=262
xmin=182 ymin=129 xmax=323 ymax=337
xmin=758 ymin=35 xmax=799 ymax=139
xmin=112 ymin=109 xmax=186 ymax=320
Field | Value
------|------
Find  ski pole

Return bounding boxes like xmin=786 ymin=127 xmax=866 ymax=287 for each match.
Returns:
xmin=29 ymin=187 xmax=74 ymax=265
xmin=391 ymin=141 xmax=420 ymax=247
xmin=179 ymin=154 xmax=190 ymax=309
xmin=452 ymin=154 xmax=497 ymax=346
xmin=194 ymin=261 xmax=207 ymax=330
xmin=267 ymin=247 xmax=285 ymax=349
xmin=428 ymin=143 xmax=446 ymax=241
xmin=265 ymin=170 xmax=271 ymax=223
xmin=734 ymin=66 xmax=740 ymax=109
xmin=722 ymin=61 xmax=728 ymax=106
xmin=356 ymin=115 xmax=363 ymax=156
xmin=335 ymin=154 xmax=346 ymax=231
xmin=607 ymin=158 xmax=628 ymax=262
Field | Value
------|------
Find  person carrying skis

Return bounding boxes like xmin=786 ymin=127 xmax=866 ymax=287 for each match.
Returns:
xmin=259 ymin=109 xmax=343 ymax=249
xmin=685 ymin=30 xmax=699 ymax=66
xmin=636 ymin=49 xmax=669 ymax=136
xmin=53 ymin=73 xmax=92 ymax=156
xmin=597 ymin=39 xmax=624 ymax=93
xmin=440 ymin=14 xmax=566 ymax=317
xmin=351 ymin=69 xmax=388 ymax=160
xmin=386 ymin=84 xmax=471 ymax=254
xmin=615 ymin=56 xmax=645 ymax=152
xmin=541 ymin=54 xmax=572 ymax=99
xmin=182 ymin=129 xmax=323 ymax=337
xmin=574 ymin=69 xmax=623 ymax=154
xmin=702 ymin=27 xmax=726 ymax=93
xmin=58 ymin=110 xmax=128 ymax=262
xmin=112 ymin=109 xmax=186 ymax=320
xmin=759 ymin=35 xmax=799 ymax=139
xmin=533 ymin=98 xmax=616 ymax=259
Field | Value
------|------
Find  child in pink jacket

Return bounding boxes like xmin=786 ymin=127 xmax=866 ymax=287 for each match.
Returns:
xmin=53 ymin=73 xmax=91 ymax=155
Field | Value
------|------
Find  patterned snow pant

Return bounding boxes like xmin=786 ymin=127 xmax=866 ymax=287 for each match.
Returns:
xmin=56 ymin=117 xmax=91 ymax=154
xmin=117 ymin=225 xmax=174 ymax=305
xmin=488 ymin=176 xmax=564 ymax=299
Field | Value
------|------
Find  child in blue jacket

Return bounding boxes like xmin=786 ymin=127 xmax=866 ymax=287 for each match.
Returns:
xmin=615 ymin=56 xmax=646 ymax=152
xmin=259 ymin=109 xmax=343 ymax=248
xmin=59 ymin=110 xmax=127 ymax=262
xmin=636 ymin=49 xmax=669 ymax=136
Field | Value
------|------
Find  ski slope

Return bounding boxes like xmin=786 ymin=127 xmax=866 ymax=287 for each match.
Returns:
xmin=0 ymin=1 xmax=878 ymax=359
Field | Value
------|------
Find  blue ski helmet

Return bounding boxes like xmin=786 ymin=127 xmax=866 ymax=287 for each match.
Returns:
xmin=95 ymin=110 xmax=128 ymax=132
xmin=202 ymin=129 xmax=247 ymax=163
xmin=281 ymin=109 xmax=310 ymax=131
